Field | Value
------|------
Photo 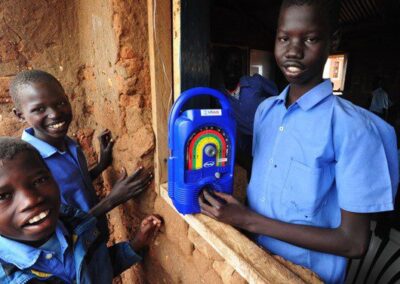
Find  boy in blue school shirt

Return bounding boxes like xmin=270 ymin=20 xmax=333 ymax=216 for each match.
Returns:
xmin=0 ymin=137 xmax=162 ymax=283
xmin=200 ymin=1 xmax=398 ymax=283
xmin=9 ymin=70 xmax=152 ymax=235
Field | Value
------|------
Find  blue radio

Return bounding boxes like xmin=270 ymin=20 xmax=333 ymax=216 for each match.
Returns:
xmin=168 ymin=87 xmax=236 ymax=214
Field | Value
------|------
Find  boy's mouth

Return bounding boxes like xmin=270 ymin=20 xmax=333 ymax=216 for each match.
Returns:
xmin=282 ymin=62 xmax=305 ymax=77
xmin=48 ymin=121 xmax=66 ymax=130
xmin=24 ymin=209 xmax=50 ymax=226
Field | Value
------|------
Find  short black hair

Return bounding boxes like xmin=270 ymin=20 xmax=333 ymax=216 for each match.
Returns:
xmin=0 ymin=137 xmax=44 ymax=166
xmin=281 ymin=0 xmax=341 ymax=34
xmin=9 ymin=69 xmax=64 ymax=109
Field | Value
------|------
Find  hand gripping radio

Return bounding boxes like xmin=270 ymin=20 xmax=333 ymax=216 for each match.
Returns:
xmin=168 ymin=87 xmax=236 ymax=214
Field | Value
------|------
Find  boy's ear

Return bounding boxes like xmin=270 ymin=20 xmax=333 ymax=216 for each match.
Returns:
xmin=330 ymin=29 xmax=341 ymax=53
xmin=13 ymin=108 xmax=25 ymax=122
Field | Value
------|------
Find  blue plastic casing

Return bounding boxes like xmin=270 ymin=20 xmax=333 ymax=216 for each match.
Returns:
xmin=168 ymin=87 xmax=236 ymax=214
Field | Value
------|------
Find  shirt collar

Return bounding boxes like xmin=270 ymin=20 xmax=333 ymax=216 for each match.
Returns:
xmin=22 ymin=128 xmax=77 ymax=159
xmin=0 ymin=222 xmax=69 ymax=270
xmin=274 ymin=80 xmax=333 ymax=111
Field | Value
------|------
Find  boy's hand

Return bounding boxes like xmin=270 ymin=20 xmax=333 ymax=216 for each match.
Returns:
xmin=199 ymin=190 xmax=251 ymax=227
xmin=98 ymin=129 xmax=114 ymax=170
xmin=88 ymin=167 xmax=153 ymax=218
xmin=108 ymin=167 xmax=153 ymax=208
xmin=131 ymin=215 xmax=163 ymax=251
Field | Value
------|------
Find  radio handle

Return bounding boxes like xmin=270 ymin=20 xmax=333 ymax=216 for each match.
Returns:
xmin=168 ymin=87 xmax=230 ymax=148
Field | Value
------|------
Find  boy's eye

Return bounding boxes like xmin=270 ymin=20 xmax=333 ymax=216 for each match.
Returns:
xmin=0 ymin=192 xmax=12 ymax=201
xmin=305 ymin=37 xmax=318 ymax=43
xmin=32 ymin=107 xmax=45 ymax=113
xmin=277 ymin=37 xmax=288 ymax=42
xmin=58 ymin=101 xmax=67 ymax=107
xmin=32 ymin=176 xmax=50 ymax=187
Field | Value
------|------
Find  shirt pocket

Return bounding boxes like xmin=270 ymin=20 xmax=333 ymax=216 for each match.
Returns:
xmin=282 ymin=159 xmax=333 ymax=218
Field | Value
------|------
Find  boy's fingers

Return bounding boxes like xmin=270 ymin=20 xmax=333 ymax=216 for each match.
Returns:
xmin=200 ymin=207 xmax=216 ymax=219
xmin=149 ymin=215 xmax=162 ymax=225
xmin=199 ymin=195 xmax=218 ymax=216
xmin=141 ymin=219 xmax=150 ymax=226
xmin=128 ymin=176 xmax=153 ymax=190
xmin=213 ymin=191 xmax=232 ymax=202
xmin=151 ymin=214 xmax=163 ymax=223
xmin=130 ymin=186 xmax=148 ymax=198
xmin=128 ymin=166 xmax=144 ymax=179
xmin=117 ymin=167 xmax=127 ymax=181
xmin=125 ymin=174 xmax=152 ymax=189
xmin=203 ymin=190 xmax=223 ymax=209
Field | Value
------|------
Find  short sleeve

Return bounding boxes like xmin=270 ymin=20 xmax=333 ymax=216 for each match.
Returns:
xmin=334 ymin=106 xmax=395 ymax=213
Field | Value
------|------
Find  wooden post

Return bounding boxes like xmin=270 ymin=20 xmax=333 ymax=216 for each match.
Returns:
xmin=148 ymin=0 xmax=173 ymax=190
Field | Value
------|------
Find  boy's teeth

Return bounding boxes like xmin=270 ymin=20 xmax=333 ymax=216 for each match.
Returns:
xmin=28 ymin=210 xmax=50 ymax=224
xmin=287 ymin=66 xmax=301 ymax=72
xmin=49 ymin=122 xmax=65 ymax=129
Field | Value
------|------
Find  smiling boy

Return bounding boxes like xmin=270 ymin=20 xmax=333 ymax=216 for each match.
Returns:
xmin=199 ymin=1 xmax=398 ymax=283
xmin=9 ymin=70 xmax=152 ymax=236
xmin=0 ymin=137 xmax=161 ymax=283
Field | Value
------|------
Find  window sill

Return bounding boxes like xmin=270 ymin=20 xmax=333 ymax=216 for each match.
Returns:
xmin=160 ymin=183 xmax=321 ymax=283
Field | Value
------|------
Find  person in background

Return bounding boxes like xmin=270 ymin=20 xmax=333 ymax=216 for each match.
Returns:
xmin=217 ymin=47 xmax=278 ymax=179
xmin=369 ymin=76 xmax=391 ymax=120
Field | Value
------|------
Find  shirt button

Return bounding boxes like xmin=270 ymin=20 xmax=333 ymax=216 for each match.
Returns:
xmin=45 ymin=253 xmax=53 ymax=260
xmin=279 ymin=126 xmax=284 ymax=132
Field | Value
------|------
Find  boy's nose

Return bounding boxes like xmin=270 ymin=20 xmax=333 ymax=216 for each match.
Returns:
xmin=286 ymin=41 xmax=304 ymax=59
xmin=19 ymin=188 xmax=44 ymax=212
xmin=47 ymin=108 xmax=61 ymax=119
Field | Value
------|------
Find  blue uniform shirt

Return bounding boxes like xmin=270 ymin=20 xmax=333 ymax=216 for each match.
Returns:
xmin=22 ymin=128 xmax=98 ymax=212
xmin=0 ymin=223 xmax=75 ymax=283
xmin=222 ymin=74 xmax=278 ymax=156
xmin=248 ymin=80 xmax=398 ymax=283
xmin=0 ymin=205 xmax=142 ymax=284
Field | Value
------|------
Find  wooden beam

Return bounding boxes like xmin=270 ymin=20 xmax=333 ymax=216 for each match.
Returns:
xmin=172 ymin=0 xmax=181 ymax=100
xmin=160 ymin=184 xmax=322 ymax=284
xmin=148 ymin=0 xmax=173 ymax=189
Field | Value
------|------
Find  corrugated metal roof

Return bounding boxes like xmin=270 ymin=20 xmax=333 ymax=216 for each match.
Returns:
xmin=340 ymin=0 xmax=380 ymax=24
xmin=213 ymin=0 xmax=400 ymax=30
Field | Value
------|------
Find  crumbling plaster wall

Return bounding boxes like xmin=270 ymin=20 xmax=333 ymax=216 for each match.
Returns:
xmin=0 ymin=0 xmax=246 ymax=283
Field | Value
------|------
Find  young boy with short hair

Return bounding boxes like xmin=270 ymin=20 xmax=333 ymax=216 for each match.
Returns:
xmin=0 ymin=137 xmax=162 ymax=283
xmin=199 ymin=1 xmax=398 ymax=283
xmin=9 ymin=70 xmax=150 ymax=234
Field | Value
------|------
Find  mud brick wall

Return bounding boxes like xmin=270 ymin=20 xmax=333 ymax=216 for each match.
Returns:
xmin=0 ymin=1 xmax=246 ymax=283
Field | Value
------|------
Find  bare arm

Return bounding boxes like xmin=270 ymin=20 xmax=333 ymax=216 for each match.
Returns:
xmin=199 ymin=191 xmax=371 ymax=258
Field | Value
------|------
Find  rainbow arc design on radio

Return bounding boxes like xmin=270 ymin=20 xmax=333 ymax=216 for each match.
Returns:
xmin=187 ymin=128 xmax=228 ymax=170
